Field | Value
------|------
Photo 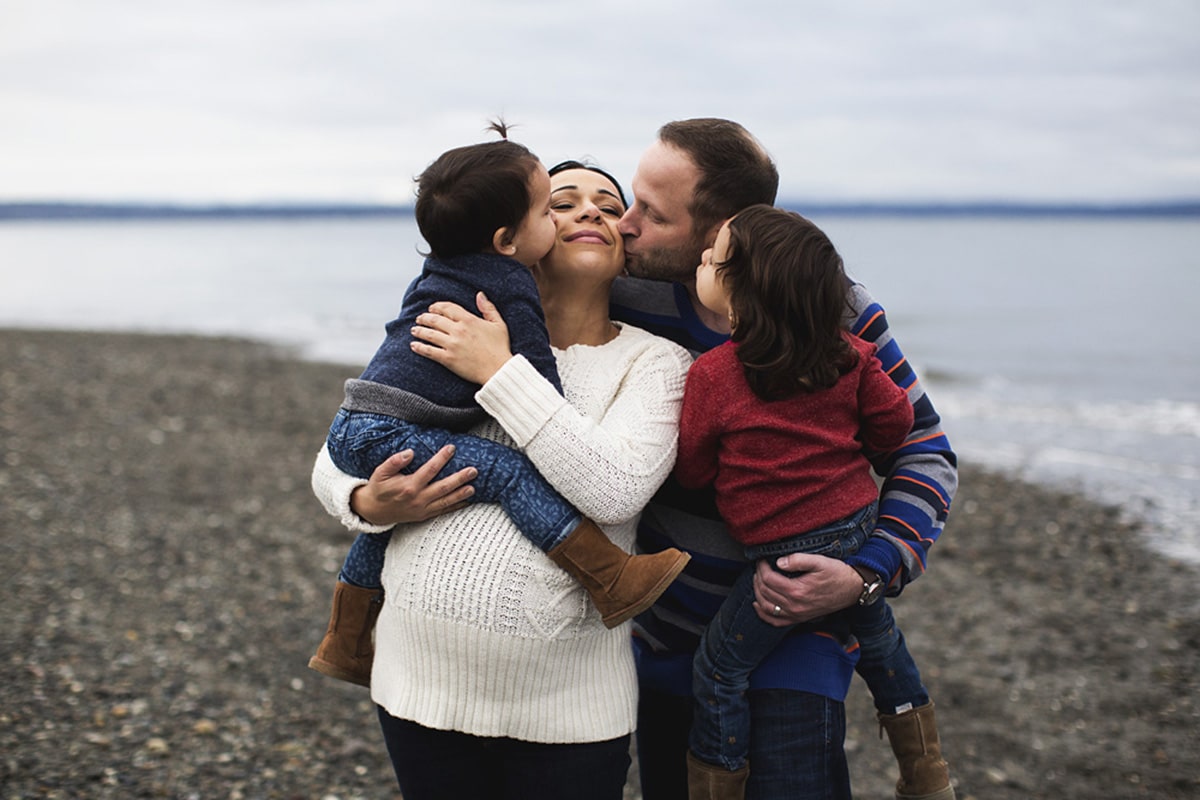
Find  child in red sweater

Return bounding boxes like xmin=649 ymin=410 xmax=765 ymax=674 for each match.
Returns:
xmin=677 ymin=205 xmax=940 ymax=799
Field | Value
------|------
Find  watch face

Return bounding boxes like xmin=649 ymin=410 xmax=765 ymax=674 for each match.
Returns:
xmin=860 ymin=578 xmax=884 ymax=605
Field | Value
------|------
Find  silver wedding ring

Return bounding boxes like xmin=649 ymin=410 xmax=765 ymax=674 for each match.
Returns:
xmin=772 ymin=604 xmax=782 ymax=617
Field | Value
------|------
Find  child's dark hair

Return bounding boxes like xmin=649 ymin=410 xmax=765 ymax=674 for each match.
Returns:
xmin=720 ymin=204 xmax=857 ymax=401
xmin=414 ymin=121 xmax=542 ymax=259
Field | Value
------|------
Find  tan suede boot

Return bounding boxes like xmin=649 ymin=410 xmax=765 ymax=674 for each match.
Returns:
xmin=878 ymin=702 xmax=956 ymax=800
xmin=686 ymin=751 xmax=749 ymax=800
xmin=547 ymin=518 xmax=690 ymax=628
xmin=307 ymin=581 xmax=383 ymax=687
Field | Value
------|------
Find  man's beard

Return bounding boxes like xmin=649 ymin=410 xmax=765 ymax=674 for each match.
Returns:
xmin=623 ymin=231 xmax=708 ymax=283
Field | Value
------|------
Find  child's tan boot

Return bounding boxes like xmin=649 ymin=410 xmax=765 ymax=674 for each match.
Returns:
xmin=307 ymin=581 xmax=383 ymax=687
xmin=686 ymin=751 xmax=749 ymax=800
xmin=878 ymin=701 xmax=956 ymax=800
xmin=547 ymin=518 xmax=689 ymax=628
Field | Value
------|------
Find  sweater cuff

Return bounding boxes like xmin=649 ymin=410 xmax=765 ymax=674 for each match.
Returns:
xmin=311 ymin=445 xmax=395 ymax=535
xmin=846 ymin=535 xmax=902 ymax=588
xmin=475 ymin=354 xmax=568 ymax=447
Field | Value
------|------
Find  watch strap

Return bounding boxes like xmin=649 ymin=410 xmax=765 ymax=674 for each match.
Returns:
xmin=852 ymin=565 xmax=885 ymax=606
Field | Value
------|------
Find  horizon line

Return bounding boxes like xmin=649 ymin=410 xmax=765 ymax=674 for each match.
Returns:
xmin=1 ymin=198 xmax=1198 ymax=220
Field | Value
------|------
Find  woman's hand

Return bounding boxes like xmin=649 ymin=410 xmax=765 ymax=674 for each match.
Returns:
xmin=349 ymin=445 xmax=477 ymax=526
xmin=752 ymin=553 xmax=862 ymax=626
xmin=410 ymin=292 xmax=513 ymax=385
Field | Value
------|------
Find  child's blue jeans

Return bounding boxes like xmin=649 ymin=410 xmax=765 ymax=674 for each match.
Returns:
xmin=690 ymin=500 xmax=934 ymax=772
xmin=849 ymin=595 xmax=931 ymax=716
xmin=326 ymin=408 xmax=580 ymax=589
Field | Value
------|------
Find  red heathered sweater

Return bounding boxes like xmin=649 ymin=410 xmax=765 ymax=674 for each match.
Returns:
xmin=675 ymin=332 xmax=914 ymax=546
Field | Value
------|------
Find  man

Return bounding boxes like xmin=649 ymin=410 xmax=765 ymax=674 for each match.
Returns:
xmin=344 ymin=119 xmax=957 ymax=800
xmin=609 ymin=119 xmax=957 ymax=800
xmin=604 ymin=117 xmax=960 ymax=800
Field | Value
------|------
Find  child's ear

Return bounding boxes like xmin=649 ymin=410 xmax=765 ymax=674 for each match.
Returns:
xmin=492 ymin=226 xmax=517 ymax=257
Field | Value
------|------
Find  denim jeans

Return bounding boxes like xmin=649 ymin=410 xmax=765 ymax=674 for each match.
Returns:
xmin=327 ymin=409 xmax=580 ymax=588
xmin=848 ymin=597 xmax=931 ymax=715
xmin=689 ymin=502 xmax=876 ymax=772
xmin=377 ymin=707 xmax=632 ymax=800
xmin=637 ymin=686 xmax=850 ymax=800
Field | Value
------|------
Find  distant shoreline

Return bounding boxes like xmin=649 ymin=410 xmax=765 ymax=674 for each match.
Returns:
xmin=2 ymin=199 xmax=1199 ymax=221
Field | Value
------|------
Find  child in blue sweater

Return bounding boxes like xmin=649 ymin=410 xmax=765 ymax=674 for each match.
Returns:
xmin=308 ymin=125 xmax=689 ymax=686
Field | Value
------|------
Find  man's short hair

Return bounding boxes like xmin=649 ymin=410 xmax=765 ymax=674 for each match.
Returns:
xmin=658 ymin=118 xmax=779 ymax=236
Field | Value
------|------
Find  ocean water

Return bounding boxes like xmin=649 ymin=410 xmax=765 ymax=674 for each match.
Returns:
xmin=813 ymin=215 xmax=1200 ymax=565
xmin=2 ymin=214 xmax=1197 ymax=564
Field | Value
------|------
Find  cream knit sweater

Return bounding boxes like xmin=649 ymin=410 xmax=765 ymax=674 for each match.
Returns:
xmin=311 ymin=323 xmax=692 ymax=743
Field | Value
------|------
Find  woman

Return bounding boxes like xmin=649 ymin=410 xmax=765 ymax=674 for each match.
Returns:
xmin=310 ymin=161 xmax=693 ymax=799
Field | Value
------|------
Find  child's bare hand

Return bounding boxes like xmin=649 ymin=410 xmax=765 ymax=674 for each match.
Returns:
xmin=411 ymin=292 xmax=512 ymax=384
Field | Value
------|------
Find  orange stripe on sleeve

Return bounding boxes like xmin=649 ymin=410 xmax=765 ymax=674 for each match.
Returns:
xmin=878 ymin=514 xmax=937 ymax=547
xmin=855 ymin=309 xmax=885 ymax=336
xmin=904 ymin=431 xmax=949 ymax=448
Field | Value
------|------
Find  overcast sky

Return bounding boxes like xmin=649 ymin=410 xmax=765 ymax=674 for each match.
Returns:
xmin=2 ymin=0 xmax=1198 ymax=204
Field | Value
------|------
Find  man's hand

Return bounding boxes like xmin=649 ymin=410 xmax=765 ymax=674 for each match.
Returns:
xmin=349 ymin=445 xmax=476 ymax=526
xmin=752 ymin=553 xmax=862 ymax=627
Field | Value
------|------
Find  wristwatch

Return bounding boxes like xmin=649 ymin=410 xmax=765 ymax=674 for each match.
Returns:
xmin=852 ymin=566 xmax=886 ymax=606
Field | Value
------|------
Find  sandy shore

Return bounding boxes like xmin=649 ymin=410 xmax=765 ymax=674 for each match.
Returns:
xmin=1 ymin=329 xmax=1197 ymax=799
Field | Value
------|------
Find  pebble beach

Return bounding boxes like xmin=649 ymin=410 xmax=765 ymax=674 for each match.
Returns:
xmin=2 ymin=329 xmax=1197 ymax=799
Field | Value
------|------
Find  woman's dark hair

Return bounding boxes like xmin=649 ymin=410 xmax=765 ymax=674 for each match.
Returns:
xmin=720 ymin=204 xmax=857 ymax=401
xmin=414 ymin=120 xmax=542 ymax=259
xmin=658 ymin=118 xmax=779 ymax=239
xmin=548 ymin=160 xmax=628 ymax=208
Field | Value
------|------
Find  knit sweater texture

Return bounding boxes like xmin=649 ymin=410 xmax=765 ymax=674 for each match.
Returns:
xmin=346 ymin=253 xmax=562 ymax=430
xmin=311 ymin=323 xmax=693 ymax=742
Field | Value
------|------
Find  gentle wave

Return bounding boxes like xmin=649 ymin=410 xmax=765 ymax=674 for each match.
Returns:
xmin=934 ymin=389 xmax=1200 ymax=439
xmin=930 ymin=379 xmax=1200 ymax=565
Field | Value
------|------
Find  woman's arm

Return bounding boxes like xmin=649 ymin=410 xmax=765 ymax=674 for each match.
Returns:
xmin=477 ymin=339 xmax=692 ymax=525
xmin=412 ymin=294 xmax=692 ymax=524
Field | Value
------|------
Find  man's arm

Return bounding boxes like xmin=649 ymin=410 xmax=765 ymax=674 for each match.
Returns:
xmin=752 ymin=283 xmax=958 ymax=625
xmin=842 ymin=283 xmax=957 ymax=588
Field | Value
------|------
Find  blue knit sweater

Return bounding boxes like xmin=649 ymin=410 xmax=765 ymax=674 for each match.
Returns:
xmin=345 ymin=253 xmax=562 ymax=430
